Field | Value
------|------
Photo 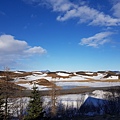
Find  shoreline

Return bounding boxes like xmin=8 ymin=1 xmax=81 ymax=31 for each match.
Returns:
xmin=15 ymin=86 xmax=120 ymax=97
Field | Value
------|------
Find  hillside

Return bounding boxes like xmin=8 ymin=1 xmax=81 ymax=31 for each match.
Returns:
xmin=0 ymin=70 xmax=120 ymax=91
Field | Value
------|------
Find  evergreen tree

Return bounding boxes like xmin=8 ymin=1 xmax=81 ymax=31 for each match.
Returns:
xmin=0 ymin=88 xmax=4 ymax=119
xmin=24 ymin=84 xmax=43 ymax=120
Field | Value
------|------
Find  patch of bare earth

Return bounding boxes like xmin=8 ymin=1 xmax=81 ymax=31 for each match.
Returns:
xmin=36 ymin=79 xmax=62 ymax=89
xmin=71 ymin=86 xmax=90 ymax=90
xmin=36 ymin=79 xmax=54 ymax=86
xmin=76 ymin=71 xmax=98 ymax=76
xmin=16 ymin=80 xmax=31 ymax=84
xmin=100 ymin=79 xmax=120 ymax=82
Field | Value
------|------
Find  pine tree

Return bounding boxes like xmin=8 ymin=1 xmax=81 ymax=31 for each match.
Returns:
xmin=24 ymin=84 xmax=43 ymax=120
xmin=0 ymin=88 xmax=4 ymax=119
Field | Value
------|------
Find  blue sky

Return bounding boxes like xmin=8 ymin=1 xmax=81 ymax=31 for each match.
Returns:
xmin=0 ymin=0 xmax=120 ymax=71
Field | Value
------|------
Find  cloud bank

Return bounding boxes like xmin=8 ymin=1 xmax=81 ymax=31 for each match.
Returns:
xmin=25 ymin=0 xmax=120 ymax=26
xmin=112 ymin=2 xmax=120 ymax=18
xmin=23 ymin=0 xmax=120 ymax=48
xmin=0 ymin=34 xmax=46 ymax=67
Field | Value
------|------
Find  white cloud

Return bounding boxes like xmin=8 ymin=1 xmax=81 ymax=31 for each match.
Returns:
xmin=56 ymin=4 xmax=120 ymax=26
xmin=30 ymin=0 xmax=120 ymax=26
xmin=89 ymin=12 xmax=120 ymax=26
xmin=112 ymin=2 xmax=120 ymax=18
xmin=0 ymin=35 xmax=28 ymax=54
xmin=46 ymin=0 xmax=75 ymax=12
xmin=80 ymin=32 xmax=113 ymax=47
xmin=0 ymin=34 xmax=46 ymax=67
xmin=25 ymin=46 xmax=47 ymax=54
xmin=23 ymin=0 xmax=120 ymax=26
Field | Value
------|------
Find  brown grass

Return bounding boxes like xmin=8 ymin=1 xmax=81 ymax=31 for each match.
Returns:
xmin=47 ymin=72 xmax=59 ymax=78
xmin=0 ymin=71 xmax=33 ymax=81
xmin=75 ymin=71 xmax=98 ymax=76
xmin=71 ymin=86 xmax=90 ymax=90
xmin=100 ymin=79 xmax=120 ymax=82
xmin=36 ymin=79 xmax=54 ymax=86
xmin=16 ymin=80 xmax=31 ymax=84
xmin=36 ymin=79 xmax=62 ymax=89
xmin=0 ymin=79 xmax=26 ymax=90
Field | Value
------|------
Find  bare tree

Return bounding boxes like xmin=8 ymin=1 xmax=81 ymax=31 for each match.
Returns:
xmin=1 ymin=67 xmax=23 ymax=119
xmin=50 ymin=76 xmax=60 ymax=117
xmin=7 ymin=94 xmax=28 ymax=120
xmin=104 ymin=88 xmax=120 ymax=115
xmin=3 ymin=67 xmax=11 ymax=120
xmin=51 ymin=81 xmax=57 ymax=117
xmin=0 ymin=87 xmax=4 ymax=119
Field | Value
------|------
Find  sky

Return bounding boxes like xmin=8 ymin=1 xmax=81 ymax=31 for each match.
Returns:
xmin=0 ymin=0 xmax=120 ymax=72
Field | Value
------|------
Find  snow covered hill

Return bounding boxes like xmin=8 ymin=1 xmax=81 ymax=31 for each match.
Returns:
xmin=0 ymin=70 xmax=120 ymax=90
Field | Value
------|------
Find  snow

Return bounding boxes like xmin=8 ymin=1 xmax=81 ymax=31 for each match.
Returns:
xmin=3 ymin=71 xmax=120 ymax=117
xmin=68 ymin=76 xmax=87 ymax=80
xmin=53 ymin=76 xmax=86 ymax=81
xmin=7 ymin=97 xmax=29 ymax=117
xmin=17 ymin=83 xmax=50 ymax=91
xmin=56 ymin=81 xmax=119 ymax=89
xmin=79 ymin=73 xmax=106 ymax=80
xmin=8 ymin=85 xmax=120 ymax=117
xmin=56 ymin=72 xmax=70 ymax=76
xmin=106 ymin=75 xmax=118 ymax=79
xmin=14 ymin=71 xmax=23 ymax=74
xmin=43 ymin=94 xmax=85 ymax=110
xmin=43 ymin=89 xmax=114 ymax=111
xmin=92 ymin=90 xmax=112 ymax=99
xmin=32 ymin=71 xmax=42 ymax=74
xmin=25 ymin=75 xmax=45 ymax=81
xmin=85 ymin=72 xmax=94 ymax=75
xmin=18 ymin=73 xmax=51 ymax=81
xmin=13 ymin=71 xmax=120 ymax=91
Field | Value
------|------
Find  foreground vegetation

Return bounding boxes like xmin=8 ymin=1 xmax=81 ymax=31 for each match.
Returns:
xmin=0 ymin=86 xmax=120 ymax=119
xmin=0 ymin=69 xmax=120 ymax=120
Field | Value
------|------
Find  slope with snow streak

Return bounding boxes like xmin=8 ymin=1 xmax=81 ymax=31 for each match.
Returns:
xmin=13 ymin=71 xmax=120 ymax=90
